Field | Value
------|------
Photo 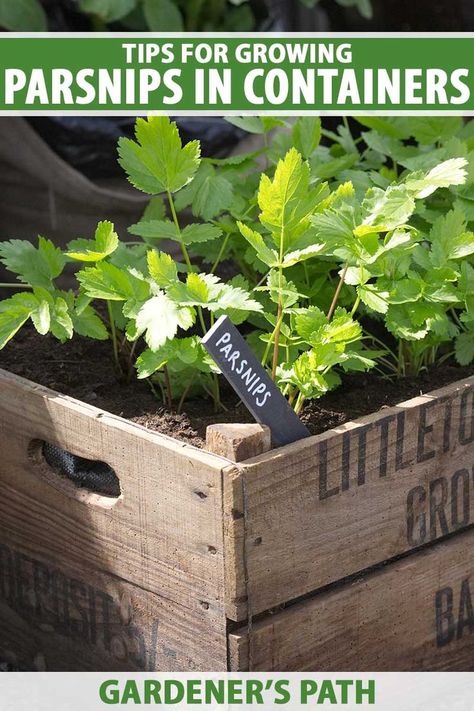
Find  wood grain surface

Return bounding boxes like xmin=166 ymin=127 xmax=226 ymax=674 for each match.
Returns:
xmin=225 ymin=377 xmax=474 ymax=620
xmin=229 ymin=525 xmax=474 ymax=671
xmin=0 ymin=369 xmax=229 ymax=671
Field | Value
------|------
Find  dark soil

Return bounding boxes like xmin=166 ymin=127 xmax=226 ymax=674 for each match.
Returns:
xmin=1 ymin=327 xmax=473 ymax=449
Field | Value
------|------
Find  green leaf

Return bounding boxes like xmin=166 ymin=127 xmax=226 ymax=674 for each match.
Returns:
xmin=66 ymin=221 xmax=119 ymax=262
xmin=135 ymin=292 xmax=184 ymax=351
xmin=73 ymin=305 xmax=108 ymax=340
xmin=136 ymin=347 xmax=170 ymax=379
xmin=455 ymin=332 xmax=474 ymax=366
xmin=264 ymin=271 xmax=299 ymax=308
xmin=237 ymin=222 xmax=279 ymax=268
xmin=0 ymin=293 xmax=37 ymax=348
xmin=282 ymin=244 xmax=326 ymax=267
xmin=147 ymin=250 xmax=178 ymax=288
xmin=292 ymin=117 xmax=321 ymax=159
xmin=30 ymin=298 xmax=50 ymax=335
xmin=0 ymin=237 xmax=65 ymax=289
xmin=355 ymin=117 xmax=411 ymax=140
xmin=185 ymin=273 xmax=209 ymax=303
xmin=259 ymin=148 xmax=327 ymax=250
xmin=429 ymin=208 xmax=473 ymax=266
xmin=0 ymin=0 xmax=47 ymax=30
xmin=182 ymin=224 xmax=223 ymax=246
xmin=142 ymin=196 xmax=166 ymax=222
xmin=323 ymin=308 xmax=362 ymax=344
xmin=359 ymin=185 xmax=415 ymax=233
xmin=407 ymin=117 xmax=463 ymax=145
xmin=174 ymin=163 xmax=234 ymax=221
xmin=79 ymin=0 xmax=136 ymax=22
xmin=77 ymin=262 xmax=149 ymax=302
xmin=358 ymin=284 xmax=389 ymax=314
xmin=49 ymin=297 xmax=73 ymax=342
xmin=118 ymin=116 xmax=200 ymax=195
xmin=224 ymin=117 xmax=288 ymax=134
xmin=142 ymin=0 xmax=183 ymax=31
xmin=295 ymin=306 xmax=327 ymax=343
xmin=406 ymin=158 xmax=468 ymax=199
xmin=136 ymin=337 xmax=218 ymax=379
xmin=128 ymin=219 xmax=177 ymax=242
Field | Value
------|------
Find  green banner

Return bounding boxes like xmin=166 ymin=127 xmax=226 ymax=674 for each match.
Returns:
xmin=0 ymin=33 xmax=472 ymax=114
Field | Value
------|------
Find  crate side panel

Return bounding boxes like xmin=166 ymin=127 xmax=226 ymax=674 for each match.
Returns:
xmin=230 ymin=526 xmax=474 ymax=671
xmin=227 ymin=377 xmax=474 ymax=619
xmin=0 ymin=369 xmax=228 ymax=670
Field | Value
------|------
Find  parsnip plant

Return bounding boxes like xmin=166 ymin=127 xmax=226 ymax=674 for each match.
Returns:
xmin=1 ymin=114 xmax=473 ymax=416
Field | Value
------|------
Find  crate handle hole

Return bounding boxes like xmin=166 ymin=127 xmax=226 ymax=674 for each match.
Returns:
xmin=28 ymin=440 xmax=122 ymax=507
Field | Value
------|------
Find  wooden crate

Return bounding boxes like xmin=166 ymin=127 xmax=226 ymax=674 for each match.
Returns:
xmin=1 ymin=366 xmax=474 ymax=670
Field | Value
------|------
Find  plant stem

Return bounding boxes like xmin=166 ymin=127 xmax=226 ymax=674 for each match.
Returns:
xmin=163 ymin=365 xmax=173 ymax=409
xmin=271 ymin=225 xmax=286 ymax=380
xmin=211 ymin=233 xmax=230 ymax=274
xmin=271 ymin=301 xmax=283 ymax=380
xmin=106 ymin=301 xmax=121 ymax=372
xmin=351 ymin=294 xmax=361 ymax=317
xmin=167 ymin=190 xmax=193 ymax=272
xmin=294 ymin=392 xmax=306 ymax=414
xmin=167 ymin=190 xmax=208 ymax=336
xmin=327 ymin=265 xmax=348 ymax=321
xmin=177 ymin=382 xmax=193 ymax=414
xmin=0 ymin=282 xmax=32 ymax=289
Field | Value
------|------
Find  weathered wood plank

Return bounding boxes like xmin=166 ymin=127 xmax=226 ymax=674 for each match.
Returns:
xmin=229 ymin=526 xmax=474 ymax=671
xmin=225 ymin=377 xmax=474 ymax=620
xmin=0 ymin=368 xmax=229 ymax=670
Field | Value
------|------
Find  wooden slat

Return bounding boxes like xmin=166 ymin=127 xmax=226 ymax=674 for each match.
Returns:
xmin=0 ymin=369 xmax=229 ymax=671
xmin=225 ymin=377 xmax=474 ymax=620
xmin=229 ymin=526 xmax=474 ymax=671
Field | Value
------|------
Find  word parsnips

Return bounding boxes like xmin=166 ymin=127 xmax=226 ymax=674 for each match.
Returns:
xmin=202 ymin=315 xmax=310 ymax=447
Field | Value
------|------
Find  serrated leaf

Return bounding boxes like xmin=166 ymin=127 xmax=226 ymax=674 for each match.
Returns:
xmin=406 ymin=158 xmax=468 ymax=199
xmin=136 ymin=347 xmax=170 ymax=379
xmin=135 ymin=292 xmax=183 ymax=351
xmin=292 ymin=117 xmax=321 ymax=159
xmin=265 ymin=271 xmax=299 ymax=308
xmin=182 ymin=224 xmax=222 ymax=246
xmin=66 ymin=221 xmax=119 ymax=262
xmin=358 ymin=285 xmax=389 ymax=314
xmin=77 ymin=262 xmax=149 ymax=302
xmin=258 ymin=148 xmax=312 ymax=246
xmin=0 ymin=293 xmax=38 ymax=348
xmin=186 ymin=273 xmax=209 ymax=303
xmin=408 ymin=117 xmax=463 ymax=145
xmin=295 ymin=306 xmax=326 ymax=343
xmin=143 ymin=0 xmax=183 ymax=30
xmin=225 ymin=117 xmax=266 ymax=134
xmin=174 ymin=163 xmax=234 ymax=221
xmin=237 ymin=222 xmax=279 ymax=267
xmin=49 ymin=297 xmax=73 ymax=342
xmin=323 ymin=308 xmax=362 ymax=343
xmin=118 ymin=116 xmax=200 ymax=195
xmin=360 ymin=185 xmax=415 ymax=233
xmin=147 ymin=250 xmax=178 ymax=288
xmin=0 ymin=237 xmax=65 ymax=289
xmin=282 ymin=244 xmax=326 ymax=267
xmin=79 ymin=0 xmax=136 ymax=22
xmin=128 ymin=219 xmax=177 ymax=242
xmin=429 ymin=208 xmax=471 ymax=266
xmin=30 ymin=299 xmax=50 ymax=335
xmin=455 ymin=332 xmax=474 ymax=366
xmin=73 ymin=305 xmax=108 ymax=340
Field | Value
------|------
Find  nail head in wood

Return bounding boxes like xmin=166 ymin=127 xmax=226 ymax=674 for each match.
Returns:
xmin=206 ymin=423 xmax=272 ymax=462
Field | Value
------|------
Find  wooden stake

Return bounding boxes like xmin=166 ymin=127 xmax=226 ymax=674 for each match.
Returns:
xmin=206 ymin=423 xmax=272 ymax=462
